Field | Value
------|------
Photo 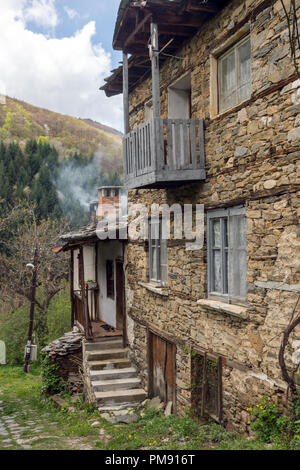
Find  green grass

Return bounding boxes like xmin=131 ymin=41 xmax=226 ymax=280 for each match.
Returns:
xmin=0 ymin=366 xmax=284 ymax=451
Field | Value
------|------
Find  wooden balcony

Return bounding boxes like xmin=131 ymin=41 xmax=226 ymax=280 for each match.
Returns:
xmin=123 ymin=118 xmax=206 ymax=189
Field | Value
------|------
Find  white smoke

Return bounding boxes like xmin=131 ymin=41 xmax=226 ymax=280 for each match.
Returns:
xmin=55 ymin=159 xmax=99 ymax=212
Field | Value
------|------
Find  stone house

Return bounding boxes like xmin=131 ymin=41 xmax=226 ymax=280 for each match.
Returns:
xmin=100 ymin=0 xmax=300 ymax=430
xmin=58 ymin=187 xmax=147 ymax=407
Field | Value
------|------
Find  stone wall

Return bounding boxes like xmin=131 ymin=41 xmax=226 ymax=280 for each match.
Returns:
xmin=43 ymin=329 xmax=83 ymax=392
xmin=124 ymin=0 xmax=300 ymax=431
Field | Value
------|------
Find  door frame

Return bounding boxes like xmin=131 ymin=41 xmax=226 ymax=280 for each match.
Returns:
xmin=116 ymin=259 xmax=127 ymax=347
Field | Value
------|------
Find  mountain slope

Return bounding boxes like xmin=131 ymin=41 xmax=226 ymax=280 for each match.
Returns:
xmin=0 ymin=97 xmax=123 ymax=174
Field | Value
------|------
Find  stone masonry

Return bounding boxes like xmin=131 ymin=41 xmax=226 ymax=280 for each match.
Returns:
xmin=124 ymin=0 xmax=300 ymax=431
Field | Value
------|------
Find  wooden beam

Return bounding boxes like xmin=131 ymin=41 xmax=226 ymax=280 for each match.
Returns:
xmin=124 ymin=12 xmax=152 ymax=52
xmin=123 ymin=52 xmax=130 ymax=134
xmin=150 ymin=23 xmax=160 ymax=119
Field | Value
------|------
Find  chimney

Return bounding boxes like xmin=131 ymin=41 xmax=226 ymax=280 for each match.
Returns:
xmin=97 ymin=186 xmax=123 ymax=220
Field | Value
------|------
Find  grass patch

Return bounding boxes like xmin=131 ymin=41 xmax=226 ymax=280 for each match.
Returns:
xmin=0 ymin=366 xmax=288 ymax=451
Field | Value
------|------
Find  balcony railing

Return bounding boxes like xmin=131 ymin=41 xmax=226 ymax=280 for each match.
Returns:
xmin=123 ymin=118 xmax=206 ymax=189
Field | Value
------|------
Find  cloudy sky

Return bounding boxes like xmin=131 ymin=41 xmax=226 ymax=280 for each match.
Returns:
xmin=0 ymin=0 xmax=123 ymax=131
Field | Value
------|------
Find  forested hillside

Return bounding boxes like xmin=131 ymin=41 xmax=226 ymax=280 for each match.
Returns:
xmin=0 ymin=97 xmax=123 ymax=228
xmin=0 ymin=138 xmax=122 ymax=229
xmin=0 ymin=97 xmax=123 ymax=172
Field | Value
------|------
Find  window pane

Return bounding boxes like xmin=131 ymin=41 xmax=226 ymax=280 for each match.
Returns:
xmin=228 ymin=214 xmax=247 ymax=300
xmin=219 ymin=50 xmax=237 ymax=112
xmin=151 ymin=246 xmax=158 ymax=280
xmin=237 ymin=38 xmax=251 ymax=102
xmin=213 ymin=250 xmax=222 ymax=292
xmin=213 ymin=219 xmax=221 ymax=247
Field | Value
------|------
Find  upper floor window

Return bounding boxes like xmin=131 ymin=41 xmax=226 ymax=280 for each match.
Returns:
xmin=149 ymin=217 xmax=168 ymax=285
xmin=218 ymin=35 xmax=251 ymax=113
xmin=207 ymin=206 xmax=247 ymax=305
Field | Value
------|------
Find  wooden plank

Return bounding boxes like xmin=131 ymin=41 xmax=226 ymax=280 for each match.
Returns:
xmin=190 ymin=120 xmax=197 ymax=168
xmin=122 ymin=53 xmax=130 ymax=135
xmin=174 ymin=120 xmax=181 ymax=170
xmin=198 ymin=119 xmax=205 ymax=169
xmin=70 ymin=250 xmax=75 ymax=328
xmin=182 ymin=120 xmax=190 ymax=168
xmin=201 ymin=352 xmax=207 ymax=417
xmin=166 ymin=119 xmax=173 ymax=169
xmin=218 ymin=356 xmax=223 ymax=424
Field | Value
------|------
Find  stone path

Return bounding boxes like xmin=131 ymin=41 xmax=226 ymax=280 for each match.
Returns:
xmin=0 ymin=399 xmax=35 ymax=450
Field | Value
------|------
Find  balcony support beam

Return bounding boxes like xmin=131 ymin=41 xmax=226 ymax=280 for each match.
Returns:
xmin=123 ymin=52 xmax=130 ymax=134
xmin=150 ymin=23 xmax=161 ymax=119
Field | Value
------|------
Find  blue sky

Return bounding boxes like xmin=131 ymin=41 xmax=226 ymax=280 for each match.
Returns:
xmin=27 ymin=0 xmax=122 ymax=68
xmin=0 ymin=1 xmax=123 ymax=130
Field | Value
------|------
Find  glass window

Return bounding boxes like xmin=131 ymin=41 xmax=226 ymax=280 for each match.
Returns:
xmin=149 ymin=218 xmax=168 ymax=284
xmin=218 ymin=36 xmax=251 ymax=113
xmin=208 ymin=207 xmax=247 ymax=305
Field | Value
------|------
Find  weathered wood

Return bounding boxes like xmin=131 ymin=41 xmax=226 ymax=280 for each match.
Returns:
xmin=150 ymin=23 xmax=161 ymax=119
xmin=70 ymin=250 xmax=75 ymax=328
xmin=123 ymin=52 xmax=130 ymax=134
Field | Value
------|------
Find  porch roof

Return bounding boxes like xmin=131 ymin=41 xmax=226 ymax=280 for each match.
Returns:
xmin=59 ymin=218 xmax=128 ymax=250
xmin=101 ymin=0 xmax=225 ymax=97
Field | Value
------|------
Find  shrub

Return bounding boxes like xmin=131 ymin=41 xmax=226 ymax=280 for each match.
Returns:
xmin=249 ymin=397 xmax=294 ymax=444
xmin=40 ymin=351 xmax=64 ymax=394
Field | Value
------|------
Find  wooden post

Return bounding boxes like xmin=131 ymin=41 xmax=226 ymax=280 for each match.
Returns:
xmin=150 ymin=23 xmax=161 ymax=119
xmin=123 ymin=52 xmax=130 ymax=135
xmin=70 ymin=250 xmax=75 ymax=328
xmin=24 ymin=247 xmax=39 ymax=373
xmin=79 ymin=247 xmax=93 ymax=340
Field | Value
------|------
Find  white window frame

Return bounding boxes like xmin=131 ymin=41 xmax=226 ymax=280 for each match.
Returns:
xmin=207 ymin=206 xmax=247 ymax=306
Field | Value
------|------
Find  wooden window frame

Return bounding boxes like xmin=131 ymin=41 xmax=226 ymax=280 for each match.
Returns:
xmin=207 ymin=206 xmax=247 ymax=306
xmin=149 ymin=217 xmax=168 ymax=285
xmin=210 ymin=25 xmax=251 ymax=118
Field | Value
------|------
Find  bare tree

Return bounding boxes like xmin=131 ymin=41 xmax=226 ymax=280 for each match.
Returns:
xmin=0 ymin=203 xmax=69 ymax=360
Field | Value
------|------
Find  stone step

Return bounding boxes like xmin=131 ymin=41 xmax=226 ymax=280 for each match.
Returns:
xmin=87 ymin=348 xmax=128 ymax=362
xmin=95 ymin=389 xmax=147 ymax=406
xmin=85 ymin=338 xmax=123 ymax=352
xmin=90 ymin=367 xmax=137 ymax=381
xmin=88 ymin=358 xmax=132 ymax=371
xmin=98 ymin=403 xmax=142 ymax=412
xmin=92 ymin=377 xmax=141 ymax=392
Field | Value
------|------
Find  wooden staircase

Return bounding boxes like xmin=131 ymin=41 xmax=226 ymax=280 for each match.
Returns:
xmin=83 ymin=337 xmax=147 ymax=411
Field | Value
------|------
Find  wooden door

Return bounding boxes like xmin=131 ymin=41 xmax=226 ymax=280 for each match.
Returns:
xmin=116 ymin=261 xmax=125 ymax=333
xmin=191 ymin=352 xmax=223 ymax=423
xmin=149 ymin=332 xmax=176 ymax=405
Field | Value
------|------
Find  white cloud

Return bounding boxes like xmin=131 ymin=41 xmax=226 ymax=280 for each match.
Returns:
xmin=24 ymin=0 xmax=58 ymax=29
xmin=64 ymin=6 xmax=80 ymax=20
xmin=0 ymin=1 xmax=123 ymax=131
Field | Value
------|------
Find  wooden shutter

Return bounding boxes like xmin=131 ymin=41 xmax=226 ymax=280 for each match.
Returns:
xmin=191 ymin=351 xmax=223 ymax=423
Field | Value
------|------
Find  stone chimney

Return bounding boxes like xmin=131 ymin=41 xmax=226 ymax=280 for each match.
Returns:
xmin=97 ymin=186 xmax=123 ymax=220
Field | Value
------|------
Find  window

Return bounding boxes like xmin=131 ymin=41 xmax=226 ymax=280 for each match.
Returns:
xmin=106 ymin=260 xmax=115 ymax=299
xmin=149 ymin=217 xmax=168 ymax=284
xmin=218 ymin=35 xmax=251 ymax=113
xmin=207 ymin=206 xmax=247 ymax=305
